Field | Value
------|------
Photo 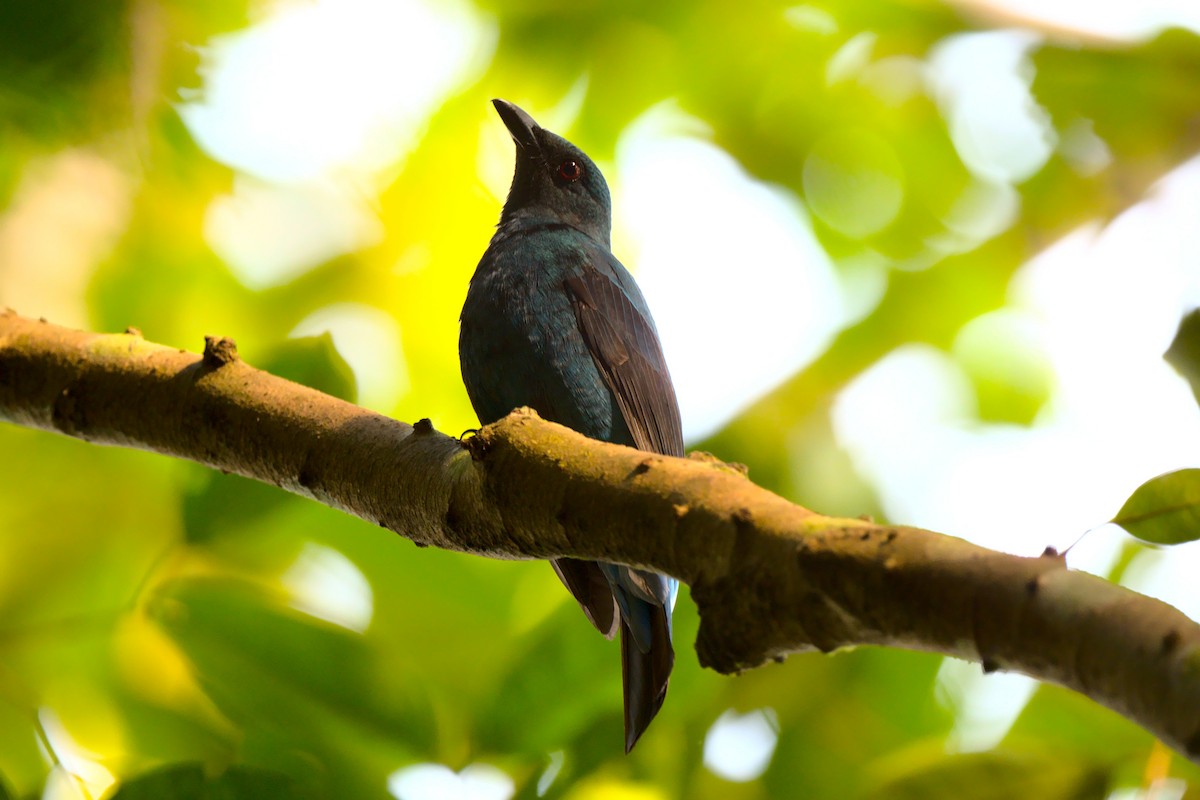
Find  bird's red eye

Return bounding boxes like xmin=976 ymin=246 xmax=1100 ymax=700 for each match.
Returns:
xmin=557 ymin=160 xmax=582 ymax=182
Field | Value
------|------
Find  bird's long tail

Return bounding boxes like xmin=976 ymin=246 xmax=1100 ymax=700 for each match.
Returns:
xmin=620 ymin=602 xmax=675 ymax=753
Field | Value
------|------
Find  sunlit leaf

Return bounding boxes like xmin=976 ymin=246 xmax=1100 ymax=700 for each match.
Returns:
xmin=1112 ymin=468 xmax=1200 ymax=545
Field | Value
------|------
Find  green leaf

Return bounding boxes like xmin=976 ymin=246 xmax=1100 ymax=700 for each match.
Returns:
xmin=106 ymin=762 xmax=318 ymax=800
xmin=261 ymin=334 xmax=356 ymax=404
xmin=1112 ymin=468 xmax=1200 ymax=544
xmin=104 ymin=763 xmax=212 ymax=800
xmin=1165 ymin=308 xmax=1200 ymax=406
xmin=865 ymin=746 xmax=1108 ymax=800
xmin=182 ymin=470 xmax=294 ymax=545
xmin=148 ymin=578 xmax=436 ymax=752
xmin=1003 ymin=684 xmax=1152 ymax=767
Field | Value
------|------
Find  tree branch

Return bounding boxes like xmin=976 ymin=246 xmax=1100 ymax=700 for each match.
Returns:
xmin=3 ymin=309 xmax=1199 ymax=762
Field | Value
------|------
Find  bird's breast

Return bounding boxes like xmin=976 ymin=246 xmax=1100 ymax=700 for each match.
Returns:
xmin=459 ymin=248 xmax=630 ymax=445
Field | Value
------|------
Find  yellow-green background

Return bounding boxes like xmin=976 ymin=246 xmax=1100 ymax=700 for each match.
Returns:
xmin=1 ymin=0 xmax=1198 ymax=798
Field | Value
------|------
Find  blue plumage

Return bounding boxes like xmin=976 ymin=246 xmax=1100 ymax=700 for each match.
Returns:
xmin=460 ymin=100 xmax=682 ymax=752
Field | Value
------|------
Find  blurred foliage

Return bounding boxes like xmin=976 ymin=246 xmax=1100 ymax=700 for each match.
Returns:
xmin=1 ymin=0 xmax=1199 ymax=797
xmin=107 ymin=762 xmax=320 ymax=800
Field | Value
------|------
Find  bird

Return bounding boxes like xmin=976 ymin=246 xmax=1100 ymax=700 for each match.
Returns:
xmin=459 ymin=99 xmax=683 ymax=752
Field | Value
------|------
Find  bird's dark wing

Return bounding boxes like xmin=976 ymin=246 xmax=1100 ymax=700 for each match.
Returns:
xmin=564 ymin=262 xmax=684 ymax=459
xmin=549 ymin=558 xmax=619 ymax=638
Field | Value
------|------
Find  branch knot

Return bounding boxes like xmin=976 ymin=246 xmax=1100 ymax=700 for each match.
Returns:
xmin=202 ymin=336 xmax=239 ymax=367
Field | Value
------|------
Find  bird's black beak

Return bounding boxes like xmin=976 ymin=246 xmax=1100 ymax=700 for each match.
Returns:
xmin=492 ymin=99 xmax=541 ymax=157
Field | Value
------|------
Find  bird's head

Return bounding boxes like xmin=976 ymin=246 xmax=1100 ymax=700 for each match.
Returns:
xmin=492 ymin=99 xmax=612 ymax=246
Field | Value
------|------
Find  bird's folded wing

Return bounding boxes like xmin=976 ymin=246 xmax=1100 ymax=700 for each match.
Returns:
xmin=563 ymin=262 xmax=684 ymax=460
xmin=550 ymin=557 xmax=619 ymax=638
